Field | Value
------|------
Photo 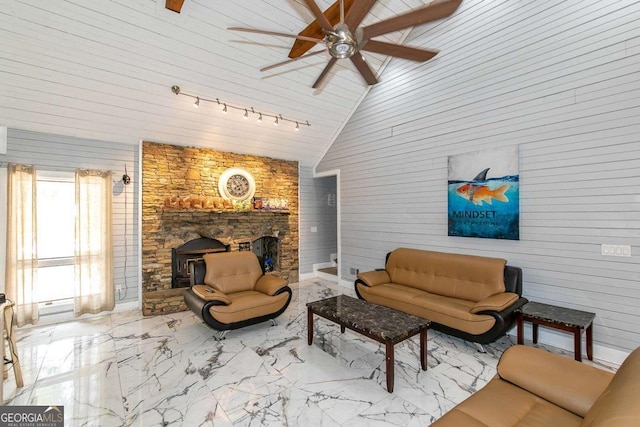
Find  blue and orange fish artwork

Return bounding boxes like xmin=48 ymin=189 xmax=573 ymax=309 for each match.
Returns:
xmin=455 ymin=168 xmax=510 ymax=206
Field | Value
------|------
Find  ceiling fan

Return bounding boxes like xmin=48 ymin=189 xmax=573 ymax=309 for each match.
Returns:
xmin=228 ymin=0 xmax=462 ymax=88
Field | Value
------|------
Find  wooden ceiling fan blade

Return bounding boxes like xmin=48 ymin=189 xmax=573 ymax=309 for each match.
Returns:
xmin=302 ymin=0 xmax=335 ymax=33
xmin=350 ymin=54 xmax=378 ymax=85
xmin=228 ymin=27 xmax=324 ymax=44
xmin=345 ymin=0 xmax=377 ymax=30
xmin=361 ymin=40 xmax=439 ymax=61
xmin=312 ymin=58 xmax=338 ymax=89
xmin=362 ymin=0 xmax=462 ymax=40
xmin=289 ymin=0 xmax=355 ymax=59
xmin=261 ymin=50 xmax=326 ymax=72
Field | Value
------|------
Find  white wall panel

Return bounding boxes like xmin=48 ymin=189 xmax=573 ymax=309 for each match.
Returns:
xmin=317 ymin=0 xmax=640 ymax=354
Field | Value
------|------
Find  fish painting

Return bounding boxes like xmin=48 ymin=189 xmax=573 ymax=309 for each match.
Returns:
xmin=456 ymin=168 xmax=510 ymax=206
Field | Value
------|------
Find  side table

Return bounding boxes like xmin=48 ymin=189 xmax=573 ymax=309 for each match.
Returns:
xmin=1 ymin=301 xmax=24 ymax=403
xmin=517 ymin=301 xmax=595 ymax=362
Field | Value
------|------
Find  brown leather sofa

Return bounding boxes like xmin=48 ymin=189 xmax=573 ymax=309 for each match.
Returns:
xmin=432 ymin=345 xmax=640 ymax=426
xmin=355 ymin=248 xmax=526 ymax=345
xmin=184 ymin=251 xmax=292 ymax=334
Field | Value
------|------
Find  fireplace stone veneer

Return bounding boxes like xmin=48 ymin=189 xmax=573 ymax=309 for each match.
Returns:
xmin=142 ymin=141 xmax=299 ymax=315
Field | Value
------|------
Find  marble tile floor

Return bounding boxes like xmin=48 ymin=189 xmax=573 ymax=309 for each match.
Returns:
xmin=2 ymin=279 xmax=576 ymax=426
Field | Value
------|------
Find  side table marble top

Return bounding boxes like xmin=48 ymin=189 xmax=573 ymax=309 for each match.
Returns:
xmin=517 ymin=301 xmax=595 ymax=362
xmin=521 ymin=301 xmax=595 ymax=328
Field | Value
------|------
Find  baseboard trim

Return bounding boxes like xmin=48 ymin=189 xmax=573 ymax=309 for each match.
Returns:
xmin=313 ymin=262 xmax=333 ymax=270
xmin=298 ymin=272 xmax=316 ymax=281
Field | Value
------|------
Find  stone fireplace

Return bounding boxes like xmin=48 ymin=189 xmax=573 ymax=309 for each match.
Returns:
xmin=141 ymin=141 xmax=299 ymax=315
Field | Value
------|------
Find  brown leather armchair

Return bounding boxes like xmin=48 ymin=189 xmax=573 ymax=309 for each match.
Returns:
xmin=184 ymin=251 xmax=292 ymax=337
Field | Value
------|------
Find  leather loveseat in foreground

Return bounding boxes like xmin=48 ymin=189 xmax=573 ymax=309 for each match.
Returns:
xmin=355 ymin=248 xmax=526 ymax=345
xmin=432 ymin=345 xmax=640 ymax=426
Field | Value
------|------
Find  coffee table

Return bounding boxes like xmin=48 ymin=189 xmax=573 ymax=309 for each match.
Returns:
xmin=307 ymin=295 xmax=430 ymax=393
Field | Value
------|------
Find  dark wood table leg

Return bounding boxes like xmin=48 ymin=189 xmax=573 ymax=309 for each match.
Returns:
xmin=586 ymin=323 xmax=593 ymax=361
xmin=340 ymin=325 xmax=345 ymax=333
xmin=574 ymin=327 xmax=582 ymax=362
xmin=420 ymin=327 xmax=428 ymax=371
xmin=517 ymin=314 xmax=524 ymax=345
xmin=307 ymin=307 xmax=313 ymax=345
xmin=385 ymin=341 xmax=394 ymax=393
xmin=532 ymin=323 xmax=539 ymax=344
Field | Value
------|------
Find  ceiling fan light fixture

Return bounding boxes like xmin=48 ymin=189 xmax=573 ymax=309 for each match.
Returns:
xmin=327 ymin=25 xmax=357 ymax=59
xmin=330 ymin=42 xmax=355 ymax=58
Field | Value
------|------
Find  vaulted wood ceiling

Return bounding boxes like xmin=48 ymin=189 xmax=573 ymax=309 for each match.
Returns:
xmin=1 ymin=0 xmax=443 ymax=166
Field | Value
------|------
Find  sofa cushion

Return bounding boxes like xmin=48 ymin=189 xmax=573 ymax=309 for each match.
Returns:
xmin=208 ymin=290 xmax=289 ymax=324
xmin=357 ymin=283 xmax=496 ymax=336
xmin=431 ymin=377 xmax=583 ymax=427
xmin=581 ymin=347 xmax=640 ymax=427
xmin=386 ymin=248 xmax=507 ymax=302
xmin=203 ymin=251 xmax=263 ymax=294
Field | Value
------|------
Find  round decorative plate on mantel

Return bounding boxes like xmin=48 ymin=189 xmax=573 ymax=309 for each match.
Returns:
xmin=218 ymin=168 xmax=256 ymax=201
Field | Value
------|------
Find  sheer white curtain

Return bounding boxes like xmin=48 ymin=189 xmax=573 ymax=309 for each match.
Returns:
xmin=5 ymin=164 xmax=38 ymax=327
xmin=74 ymin=169 xmax=114 ymax=315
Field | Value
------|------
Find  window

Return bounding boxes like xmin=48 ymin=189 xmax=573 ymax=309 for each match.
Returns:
xmin=36 ymin=171 xmax=75 ymax=303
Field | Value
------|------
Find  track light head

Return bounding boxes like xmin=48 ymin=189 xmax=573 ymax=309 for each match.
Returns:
xmin=257 ymin=113 xmax=263 ymax=123
xmin=274 ymin=116 xmax=279 ymax=126
xmin=194 ymin=97 xmax=200 ymax=108
xmin=222 ymin=103 xmax=228 ymax=114
xmin=244 ymin=109 xmax=249 ymax=119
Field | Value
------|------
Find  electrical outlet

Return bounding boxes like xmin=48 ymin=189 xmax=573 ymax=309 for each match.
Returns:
xmin=601 ymin=244 xmax=631 ymax=257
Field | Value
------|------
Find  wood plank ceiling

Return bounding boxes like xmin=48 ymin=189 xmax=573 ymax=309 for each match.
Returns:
xmin=0 ymin=0 xmax=435 ymax=166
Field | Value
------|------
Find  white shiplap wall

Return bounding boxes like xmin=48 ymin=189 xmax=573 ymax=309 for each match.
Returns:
xmin=0 ymin=128 xmax=139 ymax=305
xmin=299 ymin=166 xmax=337 ymax=274
xmin=0 ymin=0 xmax=429 ymax=167
xmin=317 ymin=0 xmax=640 ymax=355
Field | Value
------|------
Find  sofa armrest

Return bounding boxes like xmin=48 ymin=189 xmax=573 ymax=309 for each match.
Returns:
xmin=254 ymin=274 xmax=288 ymax=296
xmin=470 ymin=292 xmax=520 ymax=314
xmin=356 ymin=270 xmax=390 ymax=287
xmin=498 ymin=345 xmax=614 ymax=417
xmin=191 ymin=285 xmax=231 ymax=305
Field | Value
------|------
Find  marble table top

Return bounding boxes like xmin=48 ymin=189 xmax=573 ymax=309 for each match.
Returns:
xmin=307 ymin=295 xmax=430 ymax=344
xmin=521 ymin=301 xmax=595 ymax=329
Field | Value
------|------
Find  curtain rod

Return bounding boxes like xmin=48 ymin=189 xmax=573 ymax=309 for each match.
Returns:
xmin=0 ymin=161 xmax=118 ymax=174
